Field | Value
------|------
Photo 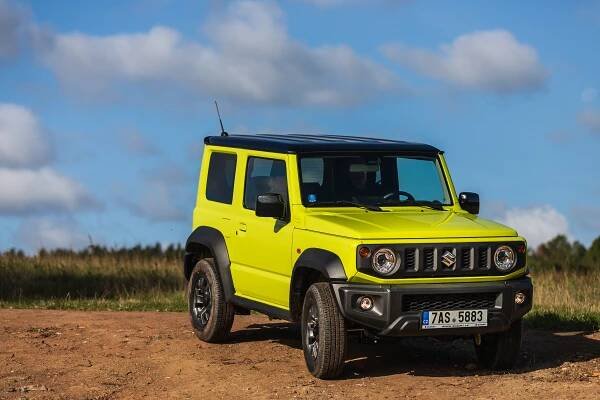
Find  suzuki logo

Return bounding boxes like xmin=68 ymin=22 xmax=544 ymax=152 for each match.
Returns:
xmin=441 ymin=250 xmax=456 ymax=268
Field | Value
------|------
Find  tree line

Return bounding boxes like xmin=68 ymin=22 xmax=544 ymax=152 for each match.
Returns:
xmin=1 ymin=234 xmax=599 ymax=272
xmin=529 ymin=235 xmax=600 ymax=272
xmin=1 ymin=243 xmax=185 ymax=260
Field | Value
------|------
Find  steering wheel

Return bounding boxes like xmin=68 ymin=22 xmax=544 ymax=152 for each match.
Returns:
xmin=383 ymin=190 xmax=415 ymax=202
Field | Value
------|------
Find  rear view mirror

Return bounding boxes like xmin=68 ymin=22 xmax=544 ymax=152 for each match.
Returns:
xmin=349 ymin=163 xmax=379 ymax=173
xmin=459 ymin=192 xmax=479 ymax=215
xmin=255 ymin=193 xmax=286 ymax=219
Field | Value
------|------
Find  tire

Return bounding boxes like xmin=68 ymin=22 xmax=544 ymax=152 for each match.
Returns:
xmin=301 ymin=282 xmax=347 ymax=379
xmin=187 ymin=258 xmax=235 ymax=343
xmin=475 ymin=318 xmax=522 ymax=370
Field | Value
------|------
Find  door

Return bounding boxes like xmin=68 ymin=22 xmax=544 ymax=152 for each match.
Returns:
xmin=229 ymin=155 xmax=293 ymax=309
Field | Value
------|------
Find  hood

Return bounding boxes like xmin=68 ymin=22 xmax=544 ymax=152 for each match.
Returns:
xmin=303 ymin=209 xmax=517 ymax=240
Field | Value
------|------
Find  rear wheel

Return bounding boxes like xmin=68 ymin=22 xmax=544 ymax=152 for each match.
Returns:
xmin=301 ymin=283 xmax=346 ymax=379
xmin=187 ymin=258 xmax=235 ymax=343
xmin=475 ymin=318 xmax=522 ymax=369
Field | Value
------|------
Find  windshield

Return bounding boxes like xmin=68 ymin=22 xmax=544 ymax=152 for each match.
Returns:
xmin=299 ymin=154 xmax=452 ymax=208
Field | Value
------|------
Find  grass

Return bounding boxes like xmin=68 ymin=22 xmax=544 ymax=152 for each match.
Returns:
xmin=0 ymin=291 xmax=187 ymax=312
xmin=1 ymin=251 xmax=599 ymax=331
xmin=525 ymin=270 xmax=600 ymax=331
xmin=0 ymin=250 xmax=188 ymax=312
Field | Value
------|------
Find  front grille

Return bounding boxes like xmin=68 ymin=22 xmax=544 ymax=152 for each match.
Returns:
xmin=357 ymin=241 xmax=525 ymax=278
xmin=404 ymin=245 xmax=491 ymax=275
xmin=402 ymin=293 xmax=498 ymax=312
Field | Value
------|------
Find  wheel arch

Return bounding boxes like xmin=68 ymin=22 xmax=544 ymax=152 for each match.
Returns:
xmin=289 ymin=248 xmax=347 ymax=322
xmin=184 ymin=226 xmax=234 ymax=302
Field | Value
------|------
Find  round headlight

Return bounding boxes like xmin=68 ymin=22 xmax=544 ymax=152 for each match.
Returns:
xmin=494 ymin=245 xmax=516 ymax=272
xmin=371 ymin=248 xmax=400 ymax=276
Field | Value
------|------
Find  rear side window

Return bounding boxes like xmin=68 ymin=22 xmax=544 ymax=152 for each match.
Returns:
xmin=206 ymin=152 xmax=237 ymax=204
xmin=244 ymin=157 xmax=288 ymax=210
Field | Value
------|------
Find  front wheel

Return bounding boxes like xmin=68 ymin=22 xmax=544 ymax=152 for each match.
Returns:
xmin=301 ymin=283 xmax=347 ymax=379
xmin=187 ymin=258 xmax=235 ymax=343
xmin=475 ymin=318 xmax=523 ymax=370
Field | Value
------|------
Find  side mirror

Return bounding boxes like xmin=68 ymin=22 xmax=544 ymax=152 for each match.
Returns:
xmin=255 ymin=193 xmax=286 ymax=219
xmin=459 ymin=192 xmax=479 ymax=215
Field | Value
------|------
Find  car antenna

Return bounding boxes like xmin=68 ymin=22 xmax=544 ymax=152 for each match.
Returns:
xmin=214 ymin=100 xmax=228 ymax=137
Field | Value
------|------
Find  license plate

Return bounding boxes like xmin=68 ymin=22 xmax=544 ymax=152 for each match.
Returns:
xmin=421 ymin=309 xmax=487 ymax=329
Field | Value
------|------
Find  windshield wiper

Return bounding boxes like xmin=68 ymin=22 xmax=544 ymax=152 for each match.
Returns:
xmin=378 ymin=200 xmax=445 ymax=210
xmin=315 ymin=200 xmax=384 ymax=212
xmin=411 ymin=201 xmax=445 ymax=211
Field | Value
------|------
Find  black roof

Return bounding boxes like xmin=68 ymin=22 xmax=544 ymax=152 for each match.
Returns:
xmin=204 ymin=134 xmax=441 ymax=154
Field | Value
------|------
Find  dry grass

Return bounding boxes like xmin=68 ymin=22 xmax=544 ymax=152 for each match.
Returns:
xmin=527 ymin=270 xmax=600 ymax=330
xmin=1 ymin=251 xmax=598 ymax=330
xmin=0 ymin=252 xmax=183 ymax=300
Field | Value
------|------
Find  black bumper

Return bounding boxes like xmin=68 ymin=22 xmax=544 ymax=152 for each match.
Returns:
xmin=331 ymin=276 xmax=533 ymax=337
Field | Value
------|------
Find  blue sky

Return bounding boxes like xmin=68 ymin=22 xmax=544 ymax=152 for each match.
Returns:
xmin=0 ymin=0 xmax=599 ymax=252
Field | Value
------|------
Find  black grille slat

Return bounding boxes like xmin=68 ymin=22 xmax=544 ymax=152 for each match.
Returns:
xmin=478 ymin=247 xmax=490 ymax=270
xmin=461 ymin=248 xmax=471 ymax=270
xmin=423 ymin=248 xmax=435 ymax=271
xmin=404 ymin=248 xmax=416 ymax=271
xmin=402 ymin=293 xmax=497 ymax=312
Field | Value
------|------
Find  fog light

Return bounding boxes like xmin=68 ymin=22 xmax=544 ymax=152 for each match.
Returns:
xmin=515 ymin=292 xmax=526 ymax=305
xmin=357 ymin=296 xmax=374 ymax=311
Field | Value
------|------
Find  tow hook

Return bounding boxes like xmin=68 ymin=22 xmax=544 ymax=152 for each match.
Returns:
xmin=474 ymin=334 xmax=482 ymax=346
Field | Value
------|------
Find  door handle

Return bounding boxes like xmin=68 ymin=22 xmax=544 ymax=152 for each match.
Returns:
xmin=238 ymin=223 xmax=247 ymax=232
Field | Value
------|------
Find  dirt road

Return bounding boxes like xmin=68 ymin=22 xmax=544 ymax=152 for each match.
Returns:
xmin=0 ymin=309 xmax=598 ymax=399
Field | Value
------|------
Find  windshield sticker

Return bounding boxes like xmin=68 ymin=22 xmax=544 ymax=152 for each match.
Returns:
xmin=308 ymin=194 xmax=317 ymax=203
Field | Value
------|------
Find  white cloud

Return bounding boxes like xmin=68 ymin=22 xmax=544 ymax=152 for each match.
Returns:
xmin=0 ymin=103 xmax=51 ymax=167
xmin=382 ymin=30 xmax=547 ymax=93
xmin=501 ymin=205 xmax=570 ymax=249
xmin=39 ymin=1 xmax=399 ymax=106
xmin=0 ymin=0 xmax=27 ymax=59
xmin=578 ymin=108 xmax=600 ymax=133
xmin=15 ymin=217 xmax=89 ymax=251
xmin=0 ymin=103 xmax=96 ymax=215
xmin=0 ymin=167 xmax=96 ymax=214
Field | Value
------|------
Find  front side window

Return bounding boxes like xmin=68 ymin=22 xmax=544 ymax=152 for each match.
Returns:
xmin=244 ymin=157 xmax=288 ymax=210
xmin=299 ymin=154 xmax=451 ymax=208
xmin=205 ymin=152 xmax=237 ymax=204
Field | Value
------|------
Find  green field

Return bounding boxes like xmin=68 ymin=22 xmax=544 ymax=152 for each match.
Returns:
xmin=1 ymin=237 xmax=599 ymax=331
xmin=0 ymin=246 xmax=185 ymax=312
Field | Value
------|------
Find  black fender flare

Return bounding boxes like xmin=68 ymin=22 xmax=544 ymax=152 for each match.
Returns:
xmin=184 ymin=226 xmax=235 ymax=302
xmin=289 ymin=248 xmax=347 ymax=320
xmin=292 ymin=248 xmax=348 ymax=281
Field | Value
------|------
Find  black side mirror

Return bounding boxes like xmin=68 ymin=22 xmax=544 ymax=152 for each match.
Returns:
xmin=459 ymin=192 xmax=479 ymax=215
xmin=255 ymin=193 xmax=286 ymax=219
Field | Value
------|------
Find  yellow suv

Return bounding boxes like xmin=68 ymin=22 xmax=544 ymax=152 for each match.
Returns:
xmin=184 ymin=134 xmax=532 ymax=379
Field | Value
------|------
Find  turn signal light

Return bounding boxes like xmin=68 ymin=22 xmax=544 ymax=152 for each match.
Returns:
xmin=358 ymin=246 xmax=371 ymax=258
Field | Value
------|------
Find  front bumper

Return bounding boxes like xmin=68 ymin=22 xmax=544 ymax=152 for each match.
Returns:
xmin=331 ymin=276 xmax=532 ymax=337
